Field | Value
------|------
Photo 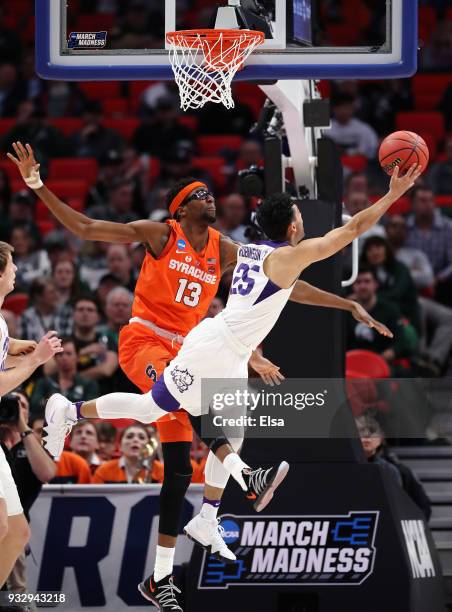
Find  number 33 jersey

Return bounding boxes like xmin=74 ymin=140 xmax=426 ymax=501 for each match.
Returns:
xmin=221 ymin=241 xmax=295 ymax=351
xmin=132 ymin=220 xmax=221 ymax=336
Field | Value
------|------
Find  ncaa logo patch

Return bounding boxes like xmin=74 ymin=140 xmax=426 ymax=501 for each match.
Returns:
xmin=145 ymin=364 xmax=157 ymax=383
xmin=219 ymin=519 xmax=240 ymax=545
xmin=177 ymin=239 xmax=186 ymax=251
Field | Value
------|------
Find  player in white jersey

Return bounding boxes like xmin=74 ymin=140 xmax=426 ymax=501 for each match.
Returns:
xmin=0 ymin=241 xmax=63 ymax=588
xmin=44 ymin=164 xmax=418 ymax=608
xmin=44 ymin=162 xmax=419 ymax=481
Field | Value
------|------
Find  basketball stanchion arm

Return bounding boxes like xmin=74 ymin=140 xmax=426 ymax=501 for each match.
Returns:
xmin=259 ymin=80 xmax=322 ymax=198
xmin=341 ymin=214 xmax=359 ymax=288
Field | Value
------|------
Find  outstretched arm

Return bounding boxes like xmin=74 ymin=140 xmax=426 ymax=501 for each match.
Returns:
xmin=7 ymin=142 xmax=169 ymax=247
xmin=284 ymin=165 xmax=422 ymax=274
xmin=290 ymin=281 xmax=392 ymax=337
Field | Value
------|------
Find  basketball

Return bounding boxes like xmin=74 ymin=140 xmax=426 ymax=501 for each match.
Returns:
xmin=378 ymin=131 xmax=429 ymax=176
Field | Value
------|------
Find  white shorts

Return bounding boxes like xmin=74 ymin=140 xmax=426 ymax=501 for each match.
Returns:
xmin=0 ymin=445 xmax=23 ymax=516
xmin=162 ymin=315 xmax=252 ymax=417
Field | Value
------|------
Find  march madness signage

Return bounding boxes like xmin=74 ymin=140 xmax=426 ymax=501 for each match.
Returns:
xmin=199 ymin=511 xmax=379 ymax=589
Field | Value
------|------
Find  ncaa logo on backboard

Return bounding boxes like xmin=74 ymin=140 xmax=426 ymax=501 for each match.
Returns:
xmin=199 ymin=511 xmax=379 ymax=589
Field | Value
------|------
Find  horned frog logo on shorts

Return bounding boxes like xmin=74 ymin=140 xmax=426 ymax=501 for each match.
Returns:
xmin=171 ymin=365 xmax=194 ymax=393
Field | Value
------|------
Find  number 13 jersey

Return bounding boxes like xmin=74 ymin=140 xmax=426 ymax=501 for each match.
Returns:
xmin=132 ymin=220 xmax=221 ymax=336
xmin=221 ymin=241 xmax=295 ymax=351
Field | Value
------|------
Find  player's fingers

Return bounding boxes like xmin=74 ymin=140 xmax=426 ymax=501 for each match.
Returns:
xmin=16 ymin=142 xmax=28 ymax=159
xmin=12 ymin=142 xmax=22 ymax=160
xmin=42 ymin=330 xmax=58 ymax=340
xmin=392 ymin=165 xmax=399 ymax=178
xmin=274 ymin=370 xmax=285 ymax=382
xmin=6 ymin=152 xmax=19 ymax=166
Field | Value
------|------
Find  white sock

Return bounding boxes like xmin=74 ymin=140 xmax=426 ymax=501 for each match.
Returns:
xmin=96 ymin=391 xmax=168 ymax=423
xmin=205 ymin=450 xmax=230 ymax=489
xmin=222 ymin=453 xmax=250 ymax=492
xmin=200 ymin=502 xmax=220 ymax=521
xmin=154 ymin=545 xmax=175 ymax=583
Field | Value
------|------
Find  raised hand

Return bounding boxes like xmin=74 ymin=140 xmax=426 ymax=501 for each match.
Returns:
xmin=388 ymin=163 xmax=423 ymax=199
xmin=7 ymin=142 xmax=41 ymax=183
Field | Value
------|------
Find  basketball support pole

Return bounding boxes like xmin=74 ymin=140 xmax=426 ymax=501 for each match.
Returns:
xmin=186 ymin=80 xmax=446 ymax=612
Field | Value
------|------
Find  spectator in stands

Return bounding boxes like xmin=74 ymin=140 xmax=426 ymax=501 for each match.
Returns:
xmin=86 ymin=149 xmax=124 ymax=210
xmin=20 ymin=47 xmax=46 ymax=111
xmin=9 ymin=224 xmax=50 ymax=291
xmin=0 ymin=9 xmax=23 ymax=63
xmin=95 ymin=273 xmax=122 ymax=317
xmin=70 ymin=296 xmax=118 ymax=393
xmin=344 ymin=170 xmax=373 ymax=197
xmin=421 ymin=22 xmax=452 ymax=70
xmin=20 ymin=278 xmax=73 ymax=343
xmin=154 ymin=144 xmax=213 ymax=192
xmin=96 ymin=422 xmax=117 ymax=462
xmin=51 ymin=450 xmax=92 ymax=484
xmin=198 ymin=97 xmax=255 ymax=136
xmin=386 ymin=215 xmax=434 ymax=290
xmin=110 ymin=1 xmax=164 ymax=49
xmin=205 ymin=295 xmax=225 ymax=319
xmin=92 ymin=423 xmax=164 ymax=484
xmin=344 ymin=192 xmax=386 ymax=247
xmin=44 ymin=239 xmax=74 ymax=270
xmin=69 ymin=420 xmax=101 ymax=475
xmin=139 ymin=82 xmax=180 ymax=116
xmin=429 ymin=135 xmax=452 ymax=196
xmin=29 ymin=337 xmax=99 ymax=417
xmin=133 ymin=97 xmax=195 ymax=156
xmin=1 ymin=392 xmax=56 ymax=602
xmin=346 ymin=267 xmax=415 ymax=366
xmin=99 ymin=287 xmax=133 ymax=342
xmin=0 ymin=191 xmax=40 ymax=246
xmin=329 ymin=94 xmax=379 ymax=158
xmin=405 ymin=186 xmax=452 ymax=306
xmin=361 ymin=236 xmax=421 ymax=334
xmin=356 ymin=415 xmax=431 ymax=520
xmin=215 ymin=193 xmax=250 ymax=243
xmin=0 ymin=167 xmax=11 ymax=219
xmin=98 ymin=286 xmax=141 ymax=393
xmin=105 ymin=244 xmax=136 ymax=292
xmin=235 ymin=139 xmax=263 ymax=171
xmin=79 ymin=241 xmax=109 ymax=291
xmin=438 ymin=83 xmax=452 ymax=131
xmin=2 ymin=101 xmax=68 ymax=176
xmin=52 ymin=259 xmax=84 ymax=307
xmin=87 ymin=178 xmax=139 ymax=224
xmin=387 ymin=215 xmax=452 ymax=373
xmin=0 ymin=62 xmax=27 ymax=117
xmin=71 ymin=100 xmax=124 ymax=160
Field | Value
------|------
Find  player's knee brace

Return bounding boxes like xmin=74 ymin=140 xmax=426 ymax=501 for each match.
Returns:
xmin=158 ymin=442 xmax=193 ymax=537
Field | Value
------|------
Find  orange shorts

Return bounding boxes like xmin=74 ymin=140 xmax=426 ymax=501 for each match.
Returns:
xmin=118 ymin=322 xmax=193 ymax=443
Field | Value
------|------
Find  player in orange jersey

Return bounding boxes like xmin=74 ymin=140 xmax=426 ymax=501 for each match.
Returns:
xmin=10 ymin=142 xmax=391 ymax=611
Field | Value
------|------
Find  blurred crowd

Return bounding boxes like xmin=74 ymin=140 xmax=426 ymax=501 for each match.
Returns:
xmin=0 ymin=0 xmax=450 ymax=474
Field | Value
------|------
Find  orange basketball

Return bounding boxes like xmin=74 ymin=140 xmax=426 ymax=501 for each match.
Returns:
xmin=378 ymin=131 xmax=429 ymax=176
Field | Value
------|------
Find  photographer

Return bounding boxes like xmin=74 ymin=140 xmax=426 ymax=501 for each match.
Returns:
xmin=0 ymin=240 xmax=63 ymax=589
xmin=1 ymin=391 xmax=56 ymax=602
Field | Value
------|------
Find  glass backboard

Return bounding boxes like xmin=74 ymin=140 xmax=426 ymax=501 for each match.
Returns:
xmin=36 ymin=0 xmax=417 ymax=81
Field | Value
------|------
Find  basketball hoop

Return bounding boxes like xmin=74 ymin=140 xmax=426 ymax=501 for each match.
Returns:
xmin=166 ymin=29 xmax=265 ymax=111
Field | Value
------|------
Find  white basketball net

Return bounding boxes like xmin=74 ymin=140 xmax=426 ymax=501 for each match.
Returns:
xmin=166 ymin=30 xmax=264 ymax=111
